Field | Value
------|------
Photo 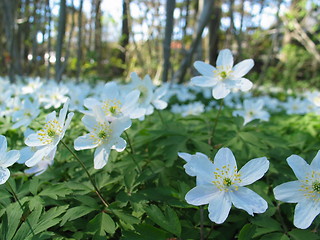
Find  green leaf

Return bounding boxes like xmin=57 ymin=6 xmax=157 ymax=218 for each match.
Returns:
xmin=288 ymin=229 xmax=319 ymax=240
xmin=122 ymin=224 xmax=169 ymax=240
xmin=1 ymin=202 xmax=24 ymax=240
xmin=238 ymin=223 xmax=256 ymax=240
xmin=112 ymin=209 xmax=140 ymax=225
xmin=39 ymin=184 xmax=72 ymax=199
xmin=87 ymin=212 xmax=116 ymax=236
xmin=60 ymin=206 xmax=96 ymax=226
xmin=34 ymin=205 xmax=69 ymax=234
xmin=260 ymin=233 xmax=289 ymax=240
xmin=145 ymin=205 xmax=181 ymax=237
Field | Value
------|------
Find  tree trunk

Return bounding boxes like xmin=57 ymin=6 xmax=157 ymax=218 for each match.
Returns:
xmin=2 ymin=0 xmax=20 ymax=82
xmin=76 ymin=0 xmax=83 ymax=82
xmin=46 ymin=0 xmax=52 ymax=81
xmin=94 ymin=0 xmax=102 ymax=74
xmin=162 ymin=0 xmax=176 ymax=82
xmin=55 ymin=0 xmax=66 ymax=82
xmin=208 ymin=0 xmax=221 ymax=65
xmin=173 ymin=0 xmax=215 ymax=83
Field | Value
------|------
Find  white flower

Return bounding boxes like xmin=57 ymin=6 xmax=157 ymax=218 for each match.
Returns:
xmin=84 ymin=81 xmax=142 ymax=121
xmin=282 ymin=97 xmax=307 ymax=115
xmin=273 ymin=152 xmax=320 ymax=229
xmin=128 ymin=72 xmax=168 ymax=120
xmin=24 ymin=99 xmax=74 ymax=167
xmin=233 ymin=99 xmax=270 ymax=125
xmin=24 ymin=147 xmax=55 ymax=176
xmin=191 ymin=49 xmax=254 ymax=99
xmin=74 ymin=106 xmax=131 ymax=169
xmin=11 ymin=98 xmax=40 ymax=129
xmin=0 ymin=135 xmax=20 ymax=184
xmin=184 ymin=148 xmax=269 ymax=224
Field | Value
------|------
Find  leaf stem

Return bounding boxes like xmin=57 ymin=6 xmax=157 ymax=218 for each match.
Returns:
xmin=6 ymin=181 xmax=35 ymax=236
xmin=124 ymin=131 xmax=142 ymax=173
xmin=60 ymin=140 xmax=109 ymax=208
xmin=210 ymin=99 xmax=224 ymax=146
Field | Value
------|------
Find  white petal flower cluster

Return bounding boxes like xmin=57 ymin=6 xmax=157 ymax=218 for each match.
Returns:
xmin=128 ymin=73 xmax=168 ymax=120
xmin=274 ymin=152 xmax=320 ymax=229
xmin=233 ymin=99 xmax=270 ymax=125
xmin=191 ymin=49 xmax=254 ymax=99
xmin=0 ymin=135 xmax=20 ymax=184
xmin=74 ymin=106 xmax=131 ymax=169
xmin=179 ymin=148 xmax=269 ymax=223
xmin=83 ymin=81 xmax=142 ymax=121
xmin=24 ymin=99 xmax=74 ymax=167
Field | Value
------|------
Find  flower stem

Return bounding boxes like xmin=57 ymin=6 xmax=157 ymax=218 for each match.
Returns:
xmin=210 ymin=99 xmax=224 ymax=146
xmin=124 ymin=131 xmax=142 ymax=173
xmin=60 ymin=140 xmax=109 ymax=208
xmin=200 ymin=206 xmax=204 ymax=240
xmin=6 ymin=181 xmax=35 ymax=236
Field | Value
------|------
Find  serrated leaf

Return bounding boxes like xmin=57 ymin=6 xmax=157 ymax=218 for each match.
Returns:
xmin=145 ymin=205 xmax=181 ymax=237
xmin=34 ymin=205 xmax=69 ymax=234
xmin=112 ymin=209 xmax=140 ymax=225
xmin=88 ymin=212 xmax=116 ymax=236
xmin=60 ymin=206 xmax=96 ymax=226
xmin=39 ymin=184 xmax=72 ymax=199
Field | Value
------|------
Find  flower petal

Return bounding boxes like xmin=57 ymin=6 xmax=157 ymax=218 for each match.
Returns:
xmin=25 ymin=147 xmax=52 ymax=167
xmin=311 ymin=150 xmax=320 ymax=170
xmin=238 ymin=157 xmax=269 ymax=186
xmin=178 ymin=152 xmax=192 ymax=162
xmin=185 ymin=184 xmax=220 ymax=206
xmin=74 ymin=134 xmax=99 ymax=150
xmin=213 ymin=148 xmax=237 ymax=174
xmin=111 ymin=137 xmax=126 ymax=152
xmin=102 ymin=81 xmax=119 ymax=99
xmin=232 ymin=59 xmax=254 ymax=79
xmin=273 ymin=181 xmax=305 ymax=203
xmin=183 ymin=155 xmax=215 ymax=185
xmin=0 ymin=135 xmax=7 ymax=158
xmin=237 ymin=78 xmax=253 ymax=91
xmin=208 ymin=191 xmax=232 ymax=224
xmin=58 ymin=98 xmax=70 ymax=126
xmin=25 ymin=133 xmax=48 ymax=147
xmin=191 ymin=76 xmax=217 ymax=87
xmin=287 ymin=155 xmax=311 ymax=181
xmin=294 ymin=200 xmax=320 ymax=229
xmin=82 ymin=115 xmax=97 ymax=132
xmin=0 ymin=167 xmax=10 ymax=184
xmin=111 ymin=117 xmax=132 ymax=135
xmin=216 ymin=49 xmax=233 ymax=68
xmin=94 ymin=146 xmax=110 ymax=169
xmin=1 ymin=150 xmax=20 ymax=168
xmin=212 ymin=83 xmax=230 ymax=99
xmin=194 ymin=61 xmax=216 ymax=77
xmin=229 ymin=187 xmax=268 ymax=215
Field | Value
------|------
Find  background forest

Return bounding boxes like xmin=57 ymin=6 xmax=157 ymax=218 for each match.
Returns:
xmin=0 ymin=0 xmax=319 ymax=87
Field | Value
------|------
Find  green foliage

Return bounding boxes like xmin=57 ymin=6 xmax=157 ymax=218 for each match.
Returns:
xmin=2 ymin=103 xmax=320 ymax=239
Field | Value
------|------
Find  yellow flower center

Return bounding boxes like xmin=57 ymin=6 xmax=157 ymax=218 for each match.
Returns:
xmin=312 ymin=181 xmax=320 ymax=193
xmin=300 ymin=170 xmax=320 ymax=202
xmin=212 ymin=164 xmax=241 ymax=192
xmin=214 ymin=66 xmax=233 ymax=81
xmin=102 ymin=99 xmax=122 ymax=116
xmin=37 ymin=119 xmax=62 ymax=144
xmin=90 ymin=122 xmax=112 ymax=145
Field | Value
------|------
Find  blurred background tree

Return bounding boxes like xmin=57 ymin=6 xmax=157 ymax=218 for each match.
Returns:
xmin=0 ymin=0 xmax=319 ymax=88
